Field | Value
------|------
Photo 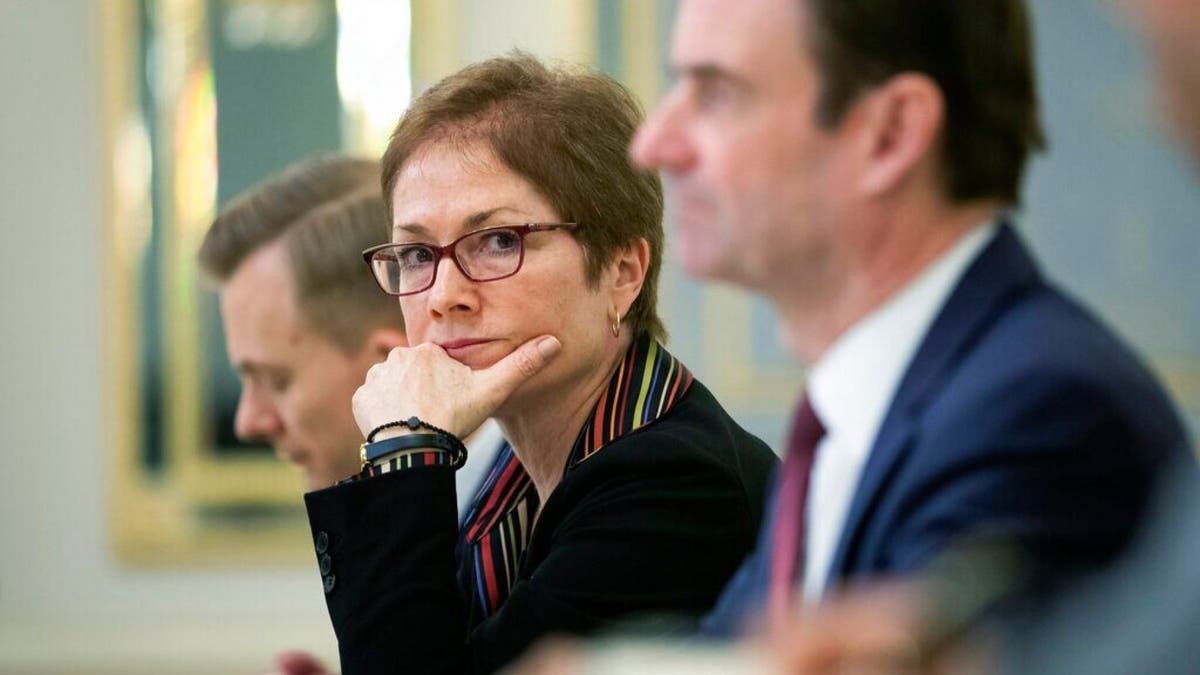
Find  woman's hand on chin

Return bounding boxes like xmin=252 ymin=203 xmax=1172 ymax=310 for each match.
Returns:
xmin=353 ymin=335 xmax=563 ymax=440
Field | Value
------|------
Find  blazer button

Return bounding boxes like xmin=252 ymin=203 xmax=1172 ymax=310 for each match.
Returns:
xmin=323 ymin=574 xmax=336 ymax=594
xmin=315 ymin=531 xmax=329 ymax=554
xmin=319 ymin=553 xmax=332 ymax=576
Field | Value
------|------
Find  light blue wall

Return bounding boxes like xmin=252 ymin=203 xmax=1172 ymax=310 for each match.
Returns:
xmin=1024 ymin=0 xmax=1200 ymax=436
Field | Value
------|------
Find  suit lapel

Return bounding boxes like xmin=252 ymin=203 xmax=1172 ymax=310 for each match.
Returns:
xmin=826 ymin=222 xmax=1043 ymax=581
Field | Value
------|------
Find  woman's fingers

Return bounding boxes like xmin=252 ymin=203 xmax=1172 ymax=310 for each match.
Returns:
xmin=353 ymin=336 xmax=562 ymax=442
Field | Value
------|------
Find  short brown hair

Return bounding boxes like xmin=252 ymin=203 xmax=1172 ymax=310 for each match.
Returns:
xmin=804 ymin=0 xmax=1046 ymax=204
xmin=381 ymin=52 xmax=666 ymax=340
xmin=198 ymin=155 xmax=403 ymax=351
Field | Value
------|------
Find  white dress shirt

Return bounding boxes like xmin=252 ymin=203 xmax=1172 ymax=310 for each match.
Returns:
xmin=801 ymin=221 xmax=998 ymax=600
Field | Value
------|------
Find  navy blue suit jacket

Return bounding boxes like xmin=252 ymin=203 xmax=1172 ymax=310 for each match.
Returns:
xmin=703 ymin=223 xmax=1189 ymax=636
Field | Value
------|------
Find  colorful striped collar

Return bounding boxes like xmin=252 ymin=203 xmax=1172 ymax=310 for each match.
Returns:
xmin=461 ymin=441 xmax=530 ymax=543
xmin=567 ymin=336 xmax=694 ymax=468
xmin=462 ymin=336 xmax=693 ymax=544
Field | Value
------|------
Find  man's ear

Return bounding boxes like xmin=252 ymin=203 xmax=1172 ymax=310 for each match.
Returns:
xmin=363 ymin=327 xmax=407 ymax=361
xmin=855 ymin=73 xmax=945 ymax=196
xmin=610 ymin=238 xmax=651 ymax=319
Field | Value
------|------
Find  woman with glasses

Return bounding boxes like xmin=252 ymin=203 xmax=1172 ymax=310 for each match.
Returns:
xmin=300 ymin=53 xmax=776 ymax=675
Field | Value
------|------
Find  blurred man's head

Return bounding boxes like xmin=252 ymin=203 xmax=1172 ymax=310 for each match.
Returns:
xmin=198 ymin=156 xmax=406 ymax=489
xmin=1130 ymin=0 xmax=1200 ymax=160
xmin=632 ymin=0 xmax=1044 ymax=360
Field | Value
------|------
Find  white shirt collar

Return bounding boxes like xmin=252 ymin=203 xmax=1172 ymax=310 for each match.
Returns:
xmin=807 ymin=220 xmax=999 ymax=460
xmin=799 ymin=219 xmax=999 ymax=601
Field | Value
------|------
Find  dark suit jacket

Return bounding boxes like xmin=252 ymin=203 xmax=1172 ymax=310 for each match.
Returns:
xmin=703 ymin=223 xmax=1189 ymax=635
xmin=306 ymin=342 xmax=776 ymax=674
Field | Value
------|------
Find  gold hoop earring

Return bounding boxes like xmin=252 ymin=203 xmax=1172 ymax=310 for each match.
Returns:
xmin=611 ymin=312 xmax=621 ymax=337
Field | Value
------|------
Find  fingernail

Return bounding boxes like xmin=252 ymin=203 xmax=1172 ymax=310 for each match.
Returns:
xmin=537 ymin=336 xmax=562 ymax=359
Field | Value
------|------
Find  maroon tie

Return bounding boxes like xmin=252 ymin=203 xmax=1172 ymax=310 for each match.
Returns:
xmin=769 ymin=395 xmax=826 ymax=622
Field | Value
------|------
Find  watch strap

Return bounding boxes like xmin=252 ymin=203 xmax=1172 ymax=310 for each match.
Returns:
xmin=362 ymin=432 xmax=455 ymax=464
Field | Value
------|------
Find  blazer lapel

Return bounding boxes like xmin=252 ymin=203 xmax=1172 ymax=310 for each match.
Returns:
xmin=826 ymin=222 xmax=1043 ymax=580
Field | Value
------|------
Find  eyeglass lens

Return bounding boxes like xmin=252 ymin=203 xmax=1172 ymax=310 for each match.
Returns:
xmin=371 ymin=227 xmax=524 ymax=295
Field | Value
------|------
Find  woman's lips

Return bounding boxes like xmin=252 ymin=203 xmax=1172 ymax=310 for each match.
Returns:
xmin=437 ymin=338 xmax=496 ymax=361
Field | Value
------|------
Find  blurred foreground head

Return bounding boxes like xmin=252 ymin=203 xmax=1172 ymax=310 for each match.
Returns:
xmin=631 ymin=0 xmax=1043 ymax=361
xmin=1130 ymin=0 xmax=1200 ymax=161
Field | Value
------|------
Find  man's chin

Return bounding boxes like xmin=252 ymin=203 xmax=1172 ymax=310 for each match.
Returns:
xmin=671 ymin=216 xmax=736 ymax=280
xmin=677 ymin=241 xmax=735 ymax=282
xmin=677 ymin=249 xmax=716 ymax=279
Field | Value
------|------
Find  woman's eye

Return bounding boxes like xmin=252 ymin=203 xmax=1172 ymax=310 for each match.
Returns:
xmin=480 ymin=230 xmax=520 ymax=253
xmin=398 ymin=246 xmax=435 ymax=267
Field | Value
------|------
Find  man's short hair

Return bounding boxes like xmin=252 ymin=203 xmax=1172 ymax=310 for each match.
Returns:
xmin=804 ymin=0 xmax=1047 ymax=204
xmin=198 ymin=155 xmax=403 ymax=351
xmin=381 ymin=52 xmax=666 ymax=341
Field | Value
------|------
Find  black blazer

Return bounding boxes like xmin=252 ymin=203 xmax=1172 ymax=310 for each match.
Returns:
xmin=305 ymin=341 xmax=776 ymax=675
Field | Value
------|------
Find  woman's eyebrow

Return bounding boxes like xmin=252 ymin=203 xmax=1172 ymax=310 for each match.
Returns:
xmin=393 ymin=206 xmax=528 ymax=239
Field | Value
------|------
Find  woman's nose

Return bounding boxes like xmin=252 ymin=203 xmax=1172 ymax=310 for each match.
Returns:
xmin=426 ymin=256 xmax=479 ymax=317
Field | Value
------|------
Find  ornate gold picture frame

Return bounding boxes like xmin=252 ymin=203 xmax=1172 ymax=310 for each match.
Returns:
xmin=103 ymin=0 xmax=413 ymax=565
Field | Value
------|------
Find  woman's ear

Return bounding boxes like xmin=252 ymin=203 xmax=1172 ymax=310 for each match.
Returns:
xmin=610 ymin=238 xmax=651 ymax=318
xmin=854 ymin=73 xmax=945 ymax=197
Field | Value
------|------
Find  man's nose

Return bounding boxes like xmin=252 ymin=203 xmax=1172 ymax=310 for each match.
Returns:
xmin=630 ymin=92 xmax=695 ymax=173
xmin=234 ymin=389 xmax=284 ymax=442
